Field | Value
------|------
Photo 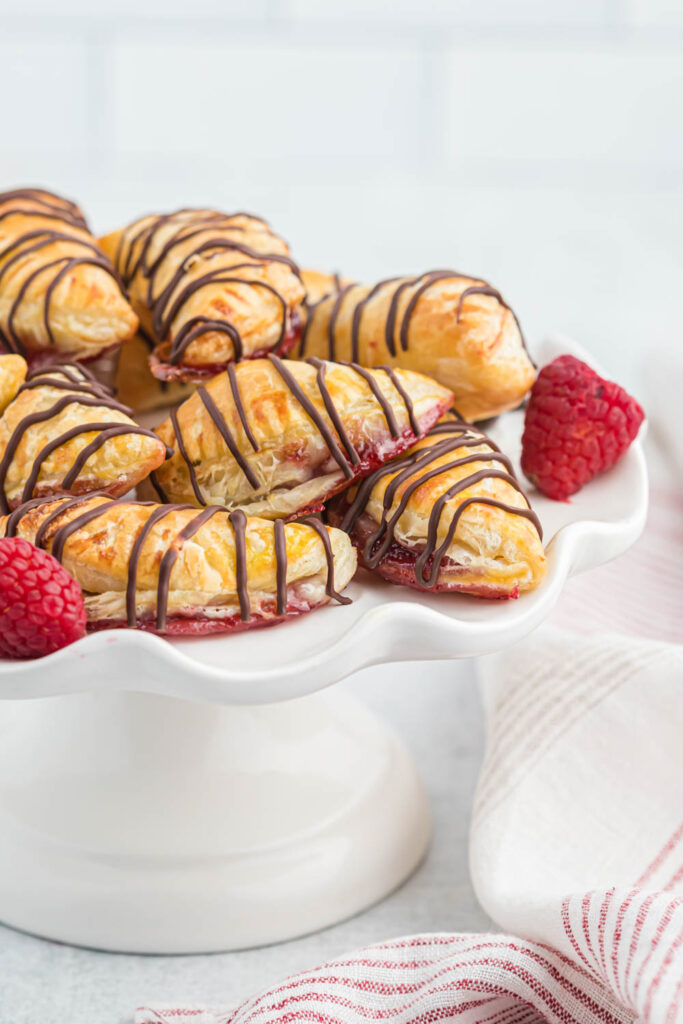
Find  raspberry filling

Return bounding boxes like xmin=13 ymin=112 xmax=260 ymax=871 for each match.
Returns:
xmin=150 ymin=309 xmax=303 ymax=383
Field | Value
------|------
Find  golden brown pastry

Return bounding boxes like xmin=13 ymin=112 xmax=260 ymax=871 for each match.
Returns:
xmin=0 ymin=188 xmax=138 ymax=363
xmin=99 ymin=209 xmax=306 ymax=383
xmin=0 ymin=354 xmax=27 ymax=414
xmin=1 ymin=495 xmax=357 ymax=635
xmin=293 ymin=270 xmax=535 ymax=421
xmin=328 ymin=414 xmax=545 ymax=598
xmin=301 ymin=268 xmax=350 ymax=306
xmin=114 ymin=329 xmax=194 ymax=413
xmin=0 ymin=360 xmax=169 ymax=513
xmin=150 ymin=356 xmax=454 ymax=517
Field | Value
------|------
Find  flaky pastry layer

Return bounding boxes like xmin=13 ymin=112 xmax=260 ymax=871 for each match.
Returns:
xmin=0 ymin=360 xmax=168 ymax=511
xmin=99 ymin=209 xmax=306 ymax=375
xmin=328 ymin=417 xmax=545 ymax=598
xmin=0 ymin=188 xmax=138 ymax=361
xmin=294 ymin=270 xmax=535 ymax=421
xmin=150 ymin=357 xmax=454 ymax=517
xmin=1 ymin=495 xmax=357 ymax=634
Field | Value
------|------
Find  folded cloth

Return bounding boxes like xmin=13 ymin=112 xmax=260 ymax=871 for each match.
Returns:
xmin=137 ymin=626 xmax=683 ymax=1024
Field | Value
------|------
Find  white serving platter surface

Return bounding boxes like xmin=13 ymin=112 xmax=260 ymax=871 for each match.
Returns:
xmin=0 ymin=333 xmax=648 ymax=706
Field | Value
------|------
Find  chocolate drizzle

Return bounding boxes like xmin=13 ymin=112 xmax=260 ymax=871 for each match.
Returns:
xmin=0 ymin=365 xmax=170 ymax=513
xmin=0 ymin=189 xmax=129 ymax=357
xmin=4 ymin=495 xmax=349 ymax=630
xmin=339 ymin=416 xmax=542 ymax=589
xmin=112 ymin=210 xmax=302 ymax=367
xmin=163 ymin=356 xmax=426 ymax=506
xmin=300 ymin=270 xmax=528 ymax=364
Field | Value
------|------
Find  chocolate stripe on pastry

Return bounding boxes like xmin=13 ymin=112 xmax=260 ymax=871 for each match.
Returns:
xmin=0 ymin=188 xmax=137 ymax=361
xmin=294 ymin=269 xmax=535 ymax=422
xmin=3 ymin=495 xmax=355 ymax=634
xmin=0 ymin=363 xmax=169 ymax=513
xmin=100 ymin=209 xmax=306 ymax=378
xmin=150 ymin=357 xmax=454 ymax=517
xmin=331 ymin=415 xmax=544 ymax=598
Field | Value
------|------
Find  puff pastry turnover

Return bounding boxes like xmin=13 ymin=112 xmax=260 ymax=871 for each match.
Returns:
xmin=0 ymin=359 xmax=169 ymax=512
xmin=2 ymin=495 xmax=356 ymax=635
xmin=293 ymin=270 xmax=535 ymax=421
xmin=0 ymin=188 xmax=138 ymax=362
xmin=150 ymin=356 xmax=454 ymax=517
xmin=99 ymin=209 xmax=306 ymax=382
xmin=328 ymin=414 xmax=545 ymax=598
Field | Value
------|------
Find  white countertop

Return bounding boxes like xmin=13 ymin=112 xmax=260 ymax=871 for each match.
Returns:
xmin=0 ymin=660 xmax=491 ymax=1023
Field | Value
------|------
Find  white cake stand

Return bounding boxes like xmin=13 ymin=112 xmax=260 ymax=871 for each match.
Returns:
xmin=0 ymin=335 xmax=648 ymax=953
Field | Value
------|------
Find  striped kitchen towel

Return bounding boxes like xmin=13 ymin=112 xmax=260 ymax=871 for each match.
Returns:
xmin=138 ymin=626 xmax=683 ymax=1024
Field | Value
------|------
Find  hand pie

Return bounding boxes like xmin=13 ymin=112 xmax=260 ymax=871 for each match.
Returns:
xmin=293 ymin=270 xmax=536 ymax=421
xmin=328 ymin=414 xmax=545 ymax=599
xmin=150 ymin=356 xmax=454 ymax=518
xmin=0 ymin=360 xmax=169 ymax=513
xmin=99 ymin=209 xmax=306 ymax=382
xmin=114 ymin=329 xmax=195 ymax=413
xmin=2 ymin=495 xmax=357 ymax=635
xmin=0 ymin=188 xmax=138 ymax=363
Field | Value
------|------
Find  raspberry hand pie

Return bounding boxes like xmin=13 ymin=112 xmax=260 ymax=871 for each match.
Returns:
xmin=328 ymin=414 xmax=545 ymax=599
xmin=294 ymin=270 xmax=535 ymax=421
xmin=99 ymin=209 xmax=306 ymax=382
xmin=0 ymin=188 xmax=138 ymax=363
xmin=150 ymin=356 xmax=454 ymax=517
xmin=0 ymin=360 xmax=169 ymax=513
xmin=2 ymin=495 xmax=357 ymax=635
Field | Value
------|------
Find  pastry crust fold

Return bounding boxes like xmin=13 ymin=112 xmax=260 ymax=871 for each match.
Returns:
xmin=294 ymin=270 xmax=535 ymax=421
xmin=0 ymin=188 xmax=138 ymax=362
xmin=1 ymin=496 xmax=357 ymax=635
xmin=328 ymin=415 xmax=545 ymax=598
xmin=150 ymin=356 xmax=454 ymax=517
xmin=0 ymin=360 xmax=169 ymax=512
xmin=99 ymin=209 xmax=306 ymax=380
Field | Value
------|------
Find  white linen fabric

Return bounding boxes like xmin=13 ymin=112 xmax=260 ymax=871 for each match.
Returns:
xmin=137 ymin=488 xmax=683 ymax=1024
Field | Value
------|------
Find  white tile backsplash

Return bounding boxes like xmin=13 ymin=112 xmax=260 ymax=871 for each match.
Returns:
xmin=624 ymin=0 xmax=683 ymax=27
xmin=0 ymin=37 xmax=89 ymax=156
xmin=443 ymin=45 xmax=683 ymax=175
xmin=284 ymin=0 xmax=616 ymax=29
xmin=111 ymin=38 xmax=425 ymax=169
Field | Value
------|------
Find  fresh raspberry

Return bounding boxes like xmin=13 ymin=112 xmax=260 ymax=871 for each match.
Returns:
xmin=521 ymin=355 xmax=645 ymax=501
xmin=0 ymin=537 xmax=86 ymax=658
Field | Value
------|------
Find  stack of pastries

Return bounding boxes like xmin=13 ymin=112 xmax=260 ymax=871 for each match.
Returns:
xmin=0 ymin=187 xmax=545 ymax=640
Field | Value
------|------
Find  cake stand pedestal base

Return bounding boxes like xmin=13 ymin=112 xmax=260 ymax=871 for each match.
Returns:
xmin=0 ymin=687 xmax=430 ymax=953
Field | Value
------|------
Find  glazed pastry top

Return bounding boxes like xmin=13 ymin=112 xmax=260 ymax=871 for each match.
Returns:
xmin=295 ymin=270 xmax=536 ymax=421
xmin=333 ymin=414 xmax=545 ymax=593
xmin=1 ymin=494 xmax=357 ymax=628
xmin=151 ymin=356 xmax=454 ymax=517
xmin=0 ymin=360 xmax=168 ymax=512
xmin=99 ymin=209 xmax=306 ymax=371
xmin=0 ymin=188 xmax=138 ymax=360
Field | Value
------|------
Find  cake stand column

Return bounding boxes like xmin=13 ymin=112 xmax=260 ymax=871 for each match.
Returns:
xmin=0 ymin=685 xmax=430 ymax=953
